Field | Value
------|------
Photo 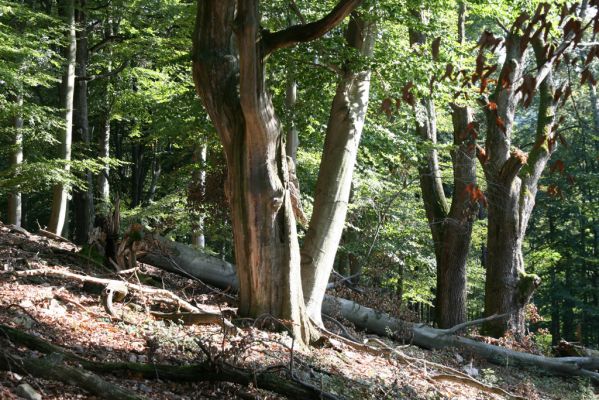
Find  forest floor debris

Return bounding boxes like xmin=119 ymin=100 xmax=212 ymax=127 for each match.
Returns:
xmin=0 ymin=222 xmax=596 ymax=399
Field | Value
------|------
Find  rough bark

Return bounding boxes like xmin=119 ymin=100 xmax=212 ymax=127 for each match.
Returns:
xmin=301 ymin=13 xmax=375 ymax=327
xmin=436 ymin=105 xmax=476 ymax=328
xmin=8 ymin=93 xmax=23 ymax=227
xmin=192 ymin=0 xmax=362 ymax=344
xmin=72 ymin=0 xmax=94 ymax=245
xmin=48 ymin=0 xmax=77 ymax=236
xmin=482 ymin=35 xmax=556 ymax=337
xmin=409 ymin=8 xmax=476 ymax=328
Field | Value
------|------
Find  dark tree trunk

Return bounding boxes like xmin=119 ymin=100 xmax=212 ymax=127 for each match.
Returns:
xmin=436 ymin=105 xmax=476 ymax=328
xmin=548 ymin=212 xmax=561 ymax=345
xmin=482 ymin=35 xmax=559 ymax=337
xmin=408 ymin=8 xmax=476 ymax=329
xmin=72 ymin=0 xmax=94 ymax=245
xmin=130 ymin=141 xmax=144 ymax=208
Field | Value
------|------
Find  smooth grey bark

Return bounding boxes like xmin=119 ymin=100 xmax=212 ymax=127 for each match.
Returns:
xmin=8 ymin=93 xmax=23 ymax=227
xmin=144 ymin=144 xmax=161 ymax=204
xmin=191 ymin=142 xmax=207 ymax=248
xmin=97 ymin=20 xmax=114 ymax=205
xmin=97 ymin=115 xmax=111 ymax=203
xmin=72 ymin=0 xmax=94 ymax=245
xmin=285 ymin=77 xmax=299 ymax=163
xmin=49 ymin=0 xmax=77 ymax=236
xmin=300 ymin=13 xmax=375 ymax=326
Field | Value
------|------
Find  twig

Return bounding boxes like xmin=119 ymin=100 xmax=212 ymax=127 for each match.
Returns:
xmin=430 ymin=374 xmax=526 ymax=400
xmin=2 ymin=267 xmax=215 ymax=315
xmin=436 ymin=311 xmax=513 ymax=336
xmin=37 ymin=229 xmax=71 ymax=243
xmin=322 ymin=314 xmax=360 ymax=343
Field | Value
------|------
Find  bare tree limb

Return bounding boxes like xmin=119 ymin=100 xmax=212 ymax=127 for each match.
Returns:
xmin=262 ymin=0 xmax=363 ymax=55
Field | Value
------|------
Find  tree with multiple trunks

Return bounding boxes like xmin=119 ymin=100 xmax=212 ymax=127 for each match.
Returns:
xmin=192 ymin=0 xmax=365 ymax=344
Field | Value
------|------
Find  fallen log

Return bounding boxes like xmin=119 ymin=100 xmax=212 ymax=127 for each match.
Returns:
xmin=0 ymin=324 xmax=340 ymax=400
xmin=137 ymin=234 xmax=599 ymax=383
xmin=0 ymin=349 xmax=146 ymax=400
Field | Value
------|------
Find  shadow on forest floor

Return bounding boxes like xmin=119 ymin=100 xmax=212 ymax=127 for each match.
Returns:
xmin=0 ymin=222 xmax=596 ymax=400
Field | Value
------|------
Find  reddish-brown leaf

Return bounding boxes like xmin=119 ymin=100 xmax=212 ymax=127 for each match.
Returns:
xmin=550 ymin=159 xmax=565 ymax=174
xmin=380 ymin=98 xmax=393 ymax=117
xmin=496 ymin=116 xmax=506 ymax=133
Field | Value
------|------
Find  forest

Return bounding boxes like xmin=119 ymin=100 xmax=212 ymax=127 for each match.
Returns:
xmin=0 ymin=0 xmax=598 ymax=399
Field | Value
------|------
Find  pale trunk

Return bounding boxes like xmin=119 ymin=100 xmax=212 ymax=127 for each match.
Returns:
xmin=301 ymin=14 xmax=375 ymax=326
xmin=8 ymin=93 xmax=23 ymax=227
xmin=285 ymin=78 xmax=299 ymax=163
xmin=72 ymin=0 xmax=94 ymax=244
xmin=97 ymin=116 xmax=110 ymax=203
xmin=49 ymin=0 xmax=76 ymax=236
xmin=97 ymin=20 xmax=113 ymax=205
xmin=191 ymin=143 xmax=207 ymax=248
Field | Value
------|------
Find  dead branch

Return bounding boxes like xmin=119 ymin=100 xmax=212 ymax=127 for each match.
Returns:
xmin=37 ymin=229 xmax=72 ymax=243
xmin=430 ymin=374 xmax=525 ymax=400
xmin=0 ymin=324 xmax=341 ymax=400
xmin=436 ymin=312 xmax=513 ymax=336
xmin=0 ymin=349 xmax=146 ymax=400
xmin=2 ymin=267 xmax=226 ymax=324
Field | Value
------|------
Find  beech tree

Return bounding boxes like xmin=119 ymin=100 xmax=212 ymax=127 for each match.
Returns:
xmin=477 ymin=3 xmax=597 ymax=337
xmin=49 ymin=0 xmax=77 ymax=236
xmin=406 ymin=5 xmax=478 ymax=329
xmin=192 ymin=0 xmax=362 ymax=343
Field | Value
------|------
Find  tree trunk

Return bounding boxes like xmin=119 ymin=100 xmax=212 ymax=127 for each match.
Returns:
xmin=144 ymin=144 xmax=161 ymax=204
xmin=130 ymin=140 xmax=144 ymax=208
xmin=72 ymin=0 xmax=94 ymax=245
xmin=98 ymin=114 xmax=111 ymax=203
xmin=48 ymin=0 xmax=77 ymax=236
xmin=191 ymin=142 xmax=207 ymax=248
xmin=301 ymin=13 xmax=375 ymax=326
xmin=97 ymin=19 xmax=114 ymax=205
xmin=548 ymin=212 xmax=561 ymax=346
xmin=482 ymin=36 xmax=557 ymax=337
xmin=285 ymin=77 xmax=299 ymax=163
xmin=8 ymin=93 xmax=23 ymax=227
xmin=194 ymin=1 xmax=296 ymax=342
xmin=409 ymin=9 xmax=476 ymax=329
xmin=436 ymin=105 xmax=476 ymax=328
xmin=192 ymin=0 xmax=361 ymax=344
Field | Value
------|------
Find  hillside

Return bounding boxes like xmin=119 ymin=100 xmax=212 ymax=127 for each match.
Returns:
xmin=0 ymin=222 xmax=595 ymax=400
